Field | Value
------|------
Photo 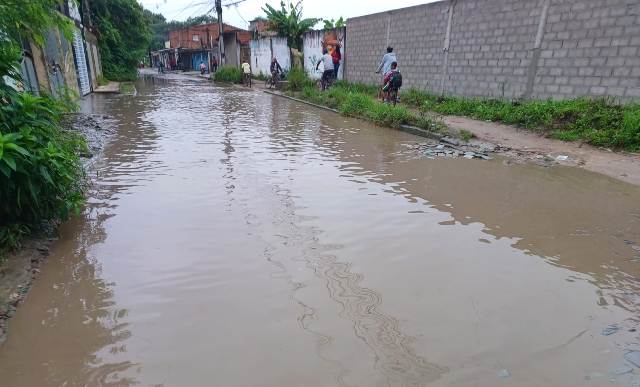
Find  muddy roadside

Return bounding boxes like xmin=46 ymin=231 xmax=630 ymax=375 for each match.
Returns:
xmin=263 ymin=88 xmax=640 ymax=186
xmin=441 ymin=115 xmax=640 ymax=186
xmin=0 ymin=113 xmax=117 ymax=345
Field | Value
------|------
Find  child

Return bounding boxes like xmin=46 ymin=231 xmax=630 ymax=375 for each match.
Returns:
xmin=382 ymin=62 xmax=402 ymax=102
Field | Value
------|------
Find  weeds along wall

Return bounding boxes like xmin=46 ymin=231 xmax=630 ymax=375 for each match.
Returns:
xmin=346 ymin=0 xmax=640 ymax=102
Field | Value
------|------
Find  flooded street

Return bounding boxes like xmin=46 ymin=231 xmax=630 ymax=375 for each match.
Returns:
xmin=1 ymin=75 xmax=640 ymax=387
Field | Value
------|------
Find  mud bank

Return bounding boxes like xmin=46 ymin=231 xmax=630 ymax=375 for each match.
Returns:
xmin=0 ymin=113 xmax=116 ymax=345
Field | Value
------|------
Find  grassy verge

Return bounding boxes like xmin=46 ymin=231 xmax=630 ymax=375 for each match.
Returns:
xmin=285 ymin=74 xmax=445 ymax=133
xmin=214 ymin=66 xmax=243 ymax=84
xmin=97 ymin=75 xmax=109 ymax=86
xmin=401 ymin=89 xmax=640 ymax=151
xmin=119 ymin=82 xmax=135 ymax=94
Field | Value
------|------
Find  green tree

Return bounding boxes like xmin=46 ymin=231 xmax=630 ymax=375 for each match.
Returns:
xmin=262 ymin=1 xmax=320 ymax=64
xmin=323 ymin=17 xmax=345 ymax=30
xmin=90 ymin=0 xmax=151 ymax=81
xmin=0 ymin=0 xmax=73 ymax=45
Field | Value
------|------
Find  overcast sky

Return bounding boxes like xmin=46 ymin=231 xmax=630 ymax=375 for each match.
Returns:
xmin=138 ymin=0 xmax=437 ymax=29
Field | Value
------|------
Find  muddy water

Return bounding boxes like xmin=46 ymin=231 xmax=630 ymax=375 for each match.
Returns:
xmin=1 ymin=76 xmax=640 ymax=387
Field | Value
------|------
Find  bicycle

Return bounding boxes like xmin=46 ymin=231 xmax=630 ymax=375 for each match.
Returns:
xmin=386 ymin=88 xmax=399 ymax=106
xmin=243 ymin=72 xmax=252 ymax=88
xmin=317 ymin=72 xmax=334 ymax=91
xmin=265 ymin=72 xmax=281 ymax=89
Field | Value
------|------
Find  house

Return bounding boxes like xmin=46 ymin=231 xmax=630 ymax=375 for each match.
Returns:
xmin=248 ymin=18 xmax=275 ymax=39
xmin=19 ymin=0 xmax=102 ymax=97
xmin=152 ymin=23 xmax=252 ymax=71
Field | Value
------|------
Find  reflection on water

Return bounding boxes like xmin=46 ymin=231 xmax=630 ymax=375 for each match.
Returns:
xmin=0 ymin=75 xmax=639 ymax=387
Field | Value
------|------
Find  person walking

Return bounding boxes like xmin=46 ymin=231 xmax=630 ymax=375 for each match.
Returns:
xmin=375 ymin=46 xmax=397 ymax=99
xmin=332 ymin=45 xmax=342 ymax=80
xmin=316 ymin=48 xmax=335 ymax=91
xmin=241 ymin=61 xmax=252 ymax=87
xmin=211 ymin=56 xmax=218 ymax=72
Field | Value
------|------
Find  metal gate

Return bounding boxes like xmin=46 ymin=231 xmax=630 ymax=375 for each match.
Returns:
xmin=72 ymin=29 xmax=91 ymax=96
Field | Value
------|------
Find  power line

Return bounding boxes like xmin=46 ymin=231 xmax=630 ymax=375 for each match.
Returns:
xmin=233 ymin=5 xmax=249 ymax=26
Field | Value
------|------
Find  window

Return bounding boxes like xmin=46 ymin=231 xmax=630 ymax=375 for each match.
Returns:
xmin=192 ymin=35 xmax=200 ymax=42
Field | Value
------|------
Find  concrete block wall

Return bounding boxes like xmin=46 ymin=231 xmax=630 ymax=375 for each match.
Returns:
xmin=533 ymin=0 xmax=640 ymax=100
xmin=345 ymin=0 xmax=640 ymax=102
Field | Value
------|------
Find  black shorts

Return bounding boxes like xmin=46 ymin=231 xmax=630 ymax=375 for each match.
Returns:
xmin=322 ymin=70 xmax=333 ymax=81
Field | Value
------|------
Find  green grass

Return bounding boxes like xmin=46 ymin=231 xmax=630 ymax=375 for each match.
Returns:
xmin=97 ymin=75 xmax=109 ymax=86
xmin=214 ymin=66 xmax=243 ymax=84
xmin=295 ymin=81 xmax=444 ymax=132
xmin=401 ymin=88 xmax=640 ymax=151
xmin=119 ymin=82 xmax=135 ymax=94
xmin=286 ymin=68 xmax=315 ymax=92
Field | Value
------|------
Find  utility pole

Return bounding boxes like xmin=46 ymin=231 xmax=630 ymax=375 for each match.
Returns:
xmin=216 ymin=0 xmax=225 ymax=66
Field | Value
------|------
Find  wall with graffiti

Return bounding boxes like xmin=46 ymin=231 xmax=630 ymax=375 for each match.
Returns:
xmin=302 ymin=28 xmax=346 ymax=80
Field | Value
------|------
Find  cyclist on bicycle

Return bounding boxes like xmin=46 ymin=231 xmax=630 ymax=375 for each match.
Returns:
xmin=316 ymin=48 xmax=334 ymax=91
xmin=382 ymin=62 xmax=402 ymax=103
xmin=270 ymin=57 xmax=283 ymax=82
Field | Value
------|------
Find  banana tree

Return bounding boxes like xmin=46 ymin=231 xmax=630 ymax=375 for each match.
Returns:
xmin=262 ymin=1 xmax=320 ymax=66
xmin=323 ymin=17 xmax=345 ymax=30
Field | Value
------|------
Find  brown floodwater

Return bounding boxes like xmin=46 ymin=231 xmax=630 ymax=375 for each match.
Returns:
xmin=1 ymin=75 xmax=640 ymax=387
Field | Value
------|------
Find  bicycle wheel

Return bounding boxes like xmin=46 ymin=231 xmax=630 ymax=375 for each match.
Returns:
xmin=265 ymin=77 xmax=271 ymax=89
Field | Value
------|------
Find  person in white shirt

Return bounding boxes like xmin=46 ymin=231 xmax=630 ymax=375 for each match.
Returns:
xmin=316 ymin=48 xmax=334 ymax=90
xmin=241 ymin=62 xmax=251 ymax=87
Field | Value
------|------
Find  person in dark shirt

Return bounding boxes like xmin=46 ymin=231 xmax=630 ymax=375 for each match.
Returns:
xmin=331 ymin=45 xmax=342 ymax=80
xmin=270 ymin=57 xmax=283 ymax=80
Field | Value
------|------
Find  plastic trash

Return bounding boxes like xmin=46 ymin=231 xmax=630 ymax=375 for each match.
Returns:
xmin=497 ymin=369 xmax=511 ymax=378
xmin=602 ymin=324 xmax=620 ymax=336
xmin=556 ymin=155 xmax=569 ymax=161
xmin=625 ymin=351 xmax=640 ymax=368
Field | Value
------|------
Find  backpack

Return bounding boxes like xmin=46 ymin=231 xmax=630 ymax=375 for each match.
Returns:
xmin=390 ymin=72 xmax=403 ymax=89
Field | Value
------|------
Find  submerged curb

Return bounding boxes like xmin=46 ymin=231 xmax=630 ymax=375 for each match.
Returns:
xmin=263 ymin=90 xmax=445 ymax=141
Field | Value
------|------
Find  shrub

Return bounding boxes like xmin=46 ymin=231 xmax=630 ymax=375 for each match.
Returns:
xmin=0 ymin=47 xmax=86 ymax=257
xmin=366 ymin=103 xmax=411 ymax=128
xmin=339 ymin=93 xmax=374 ymax=116
xmin=214 ymin=66 xmax=243 ymax=83
xmin=286 ymin=68 xmax=314 ymax=91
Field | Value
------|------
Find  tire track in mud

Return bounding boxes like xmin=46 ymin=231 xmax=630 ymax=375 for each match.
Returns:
xmin=233 ymin=177 xmax=447 ymax=386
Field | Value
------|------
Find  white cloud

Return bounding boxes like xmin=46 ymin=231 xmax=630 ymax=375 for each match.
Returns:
xmin=139 ymin=0 xmax=437 ymax=29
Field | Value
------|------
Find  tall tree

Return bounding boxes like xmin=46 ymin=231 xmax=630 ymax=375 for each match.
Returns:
xmin=90 ymin=0 xmax=151 ymax=81
xmin=262 ymin=1 xmax=320 ymax=64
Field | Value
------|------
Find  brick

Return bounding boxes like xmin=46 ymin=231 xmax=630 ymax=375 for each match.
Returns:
xmin=626 ymin=88 xmax=640 ymax=98
xmin=612 ymin=38 xmax=630 ymax=46
xmin=620 ymin=47 xmax=638 ymax=57
xmin=594 ymin=38 xmax=612 ymax=47
xmin=579 ymin=67 xmax=595 ymax=76
xmin=613 ymin=67 xmax=631 ymax=76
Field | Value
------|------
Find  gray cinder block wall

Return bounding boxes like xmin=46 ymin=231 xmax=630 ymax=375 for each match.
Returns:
xmin=345 ymin=0 xmax=640 ymax=102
